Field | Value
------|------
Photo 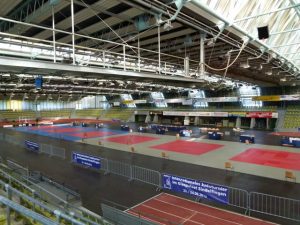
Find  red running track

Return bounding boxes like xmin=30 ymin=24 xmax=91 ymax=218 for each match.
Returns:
xmin=150 ymin=140 xmax=223 ymax=155
xmin=230 ymin=148 xmax=300 ymax=170
xmin=127 ymin=193 xmax=275 ymax=225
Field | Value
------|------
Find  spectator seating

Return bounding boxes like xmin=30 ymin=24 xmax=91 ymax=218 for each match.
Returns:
xmin=104 ymin=108 xmax=134 ymax=121
xmin=0 ymin=165 xmax=109 ymax=225
xmin=40 ymin=109 xmax=71 ymax=118
xmin=0 ymin=110 xmax=36 ymax=121
xmin=75 ymin=109 xmax=102 ymax=118
xmin=283 ymin=107 xmax=300 ymax=128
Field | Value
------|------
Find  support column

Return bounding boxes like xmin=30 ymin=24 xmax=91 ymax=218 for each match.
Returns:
xmin=153 ymin=113 xmax=159 ymax=123
xmin=145 ymin=114 xmax=151 ymax=123
xmin=138 ymin=35 xmax=141 ymax=72
xmin=199 ymin=33 xmax=206 ymax=78
xmin=71 ymin=0 xmax=75 ymax=65
xmin=184 ymin=116 xmax=190 ymax=125
xmin=250 ymin=118 xmax=256 ymax=129
xmin=194 ymin=116 xmax=200 ymax=126
xmin=52 ymin=6 xmax=56 ymax=63
xmin=235 ymin=117 xmax=241 ymax=128
xmin=266 ymin=118 xmax=270 ymax=130
xmin=158 ymin=25 xmax=161 ymax=74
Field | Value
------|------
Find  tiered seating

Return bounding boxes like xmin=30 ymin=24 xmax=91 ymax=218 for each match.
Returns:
xmin=0 ymin=166 xmax=110 ymax=225
xmin=0 ymin=110 xmax=36 ymax=121
xmin=104 ymin=108 xmax=134 ymax=121
xmin=40 ymin=109 xmax=71 ymax=118
xmin=75 ymin=109 xmax=102 ymax=118
xmin=283 ymin=106 xmax=300 ymax=128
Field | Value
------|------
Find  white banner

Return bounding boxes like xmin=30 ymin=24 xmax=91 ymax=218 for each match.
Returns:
xmin=196 ymin=97 xmax=239 ymax=103
xmin=163 ymin=111 xmax=228 ymax=117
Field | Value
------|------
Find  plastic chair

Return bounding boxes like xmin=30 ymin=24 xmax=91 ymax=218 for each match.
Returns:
xmin=285 ymin=171 xmax=296 ymax=182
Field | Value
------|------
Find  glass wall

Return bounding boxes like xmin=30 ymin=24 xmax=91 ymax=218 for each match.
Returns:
xmin=150 ymin=92 xmax=168 ymax=108
xmin=189 ymin=90 xmax=208 ymax=108
xmin=239 ymin=86 xmax=262 ymax=107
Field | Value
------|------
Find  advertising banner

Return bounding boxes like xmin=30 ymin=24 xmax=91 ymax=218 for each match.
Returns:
xmin=252 ymin=96 xmax=280 ymax=101
xmin=72 ymin=152 xmax=101 ymax=169
xmin=228 ymin=112 xmax=247 ymax=117
xmin=197 ymin=97 xmax=239 ymax=103
xmin=25 ymin=140 xmax=39 ymax=153
xmin=246 ymin=112 xmax=276 ymax=118
xmin=162 ymin=174 xmax=229 ymax=204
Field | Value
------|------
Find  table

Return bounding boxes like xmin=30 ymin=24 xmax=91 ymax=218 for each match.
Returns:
xmin=179 ymin=130 xmax=192 ymax=137
xmin=150 ymin=124 xmax=186 ymax=132
xmin=240 ymin=134 xmax=255 ymax=143
xmin=208 ymin=132 xmax=223 ymax=140
xmin=138 ymin=126 xmax=149 ymax=133
xmin=121 ymin=125 xmax=130 ymax=131
xmin=199 ymin=127 xmax=219 ymax=133
xmin=156 ymin=128 xmax=165 ymax=135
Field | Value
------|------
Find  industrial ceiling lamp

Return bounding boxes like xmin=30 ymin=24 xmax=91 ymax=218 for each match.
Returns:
xmin=240 ymin=60 xmax=250 ymax=68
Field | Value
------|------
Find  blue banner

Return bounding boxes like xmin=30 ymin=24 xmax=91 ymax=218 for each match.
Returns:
xmin=72 ymin=152 xmax=101 ymax=169
xmin=162 ymin=174 xmax=229 ymax=204
xmin=25 ymin=140 xmax=39 ymax=153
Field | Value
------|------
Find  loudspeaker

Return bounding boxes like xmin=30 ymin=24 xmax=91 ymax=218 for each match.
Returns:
xmin=257 ymin=26 xmax=269 ymax=40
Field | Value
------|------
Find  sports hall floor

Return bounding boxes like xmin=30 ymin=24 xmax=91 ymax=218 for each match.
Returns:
xmin=1 ymin=123 xmax=300 ymax=225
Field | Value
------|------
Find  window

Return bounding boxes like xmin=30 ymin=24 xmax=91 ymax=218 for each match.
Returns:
xmin=151 ymin=92 xmax=168 ymax=108
xmin=189 ymin=90 xmax=208 ymax=108
xmin=239 ymin=86 xmax=262 ymax=107
xmin=120 ymin=94 xmax=136 ymax=108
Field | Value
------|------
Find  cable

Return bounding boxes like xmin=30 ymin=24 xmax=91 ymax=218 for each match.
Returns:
xmin=204 ymin=41 xmax=246 ymax=71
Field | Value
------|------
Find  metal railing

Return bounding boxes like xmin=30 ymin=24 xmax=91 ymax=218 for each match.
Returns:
xmin=41 ymin=143 xmax=66 ymax=159
xmin=7 ymin=159 xmax=29 ymax=177
xmin=2 ymin=133 xmax=66 ymax=159
xmin=249 ymin=192 xmax=300 ymax=222
xmin=132 ymin=165 xmax=161 ymax=187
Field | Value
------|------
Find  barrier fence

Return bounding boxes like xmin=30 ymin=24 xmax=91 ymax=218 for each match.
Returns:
xmin=2 ymin=133 xmax=66 ymax=159
xmin=2 ymin=132 xmax=300 ymax=223
xmin=249 ymin=192 xmax=300 ymax=222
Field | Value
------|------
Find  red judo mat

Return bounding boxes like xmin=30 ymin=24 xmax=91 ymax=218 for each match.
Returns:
xmin=127 ymin=193 xmax=275 ymax=225
xmin=105 ymin=135 xmax=158 ymax=144
xmin=230 ymin=148 xmax=300 ymax=170
xmin=69 ymin=131 xmax=116 ymax=138
xmin=271 ymin=132 xmax=300 ymax=138
xmin=150 ymin=140 xmax=223 ymax=155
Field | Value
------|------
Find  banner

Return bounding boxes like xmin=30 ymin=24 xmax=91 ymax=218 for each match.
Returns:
xmin=252 ymin=96 xmax=280 ymax=101
xmin=133 ymin=99 xmax=147 ymax=104
xmin=253 ymin=95 xmax=300 ymax=101
xmin=25 ymin=140 xmax=39 ymax=153
xmin=197 ymin=97 xmax=239 ymax=103
xmin=72 ymin=152 xmax=101 ymax=169
xmin=228 ymin=112 xmax=247 ymax=117
xmin=246 ymin=112 xmax=277 ymax=118
xmin=280 ymin=95 xmax=300 ymax=101
xmin=163 ymin=111 xmax=228 ymax=117
xmin=162 ymin=174 xmax=229 ymax=204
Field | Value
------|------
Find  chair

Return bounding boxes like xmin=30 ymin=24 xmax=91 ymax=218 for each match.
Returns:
xmin=130 ymin=146 xmax=135 ymax=153
xmin=161 ymin=152 xmax=169 ymax=159
xmin=225 ymin=162 xmax=234 ymax=171
xmin=285 ymin=171 xmax=296 ymax=182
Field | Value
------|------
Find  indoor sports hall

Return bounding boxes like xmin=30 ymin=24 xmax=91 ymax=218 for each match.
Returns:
xmin=0 ymin=0 xmax=300 ymax=225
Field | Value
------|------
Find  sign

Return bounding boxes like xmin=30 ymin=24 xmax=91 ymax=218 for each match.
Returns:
xmin=72 ymin=152 xmax=101 ymax=169
xmin=133 ymin=99 xmax=147 ymax=104
xmin=162 ymin=174 xmax=229 ymax=204
xmin=246 ymin=112 xmax=277 ymax=118
xmin=25 ymin=140 xmax=39 ymax=153
xmin=252 ymin=95 xmax=280 ymax=101
xmin=252 ymin=95 xmax=300 ymax=101
xmin=163 ymin=111 xmax=228 ymax=117
xmin=197 ymin=97 xmax=239 ymax=103
xmin=228 ymin=112 xmax=247 ymax=117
